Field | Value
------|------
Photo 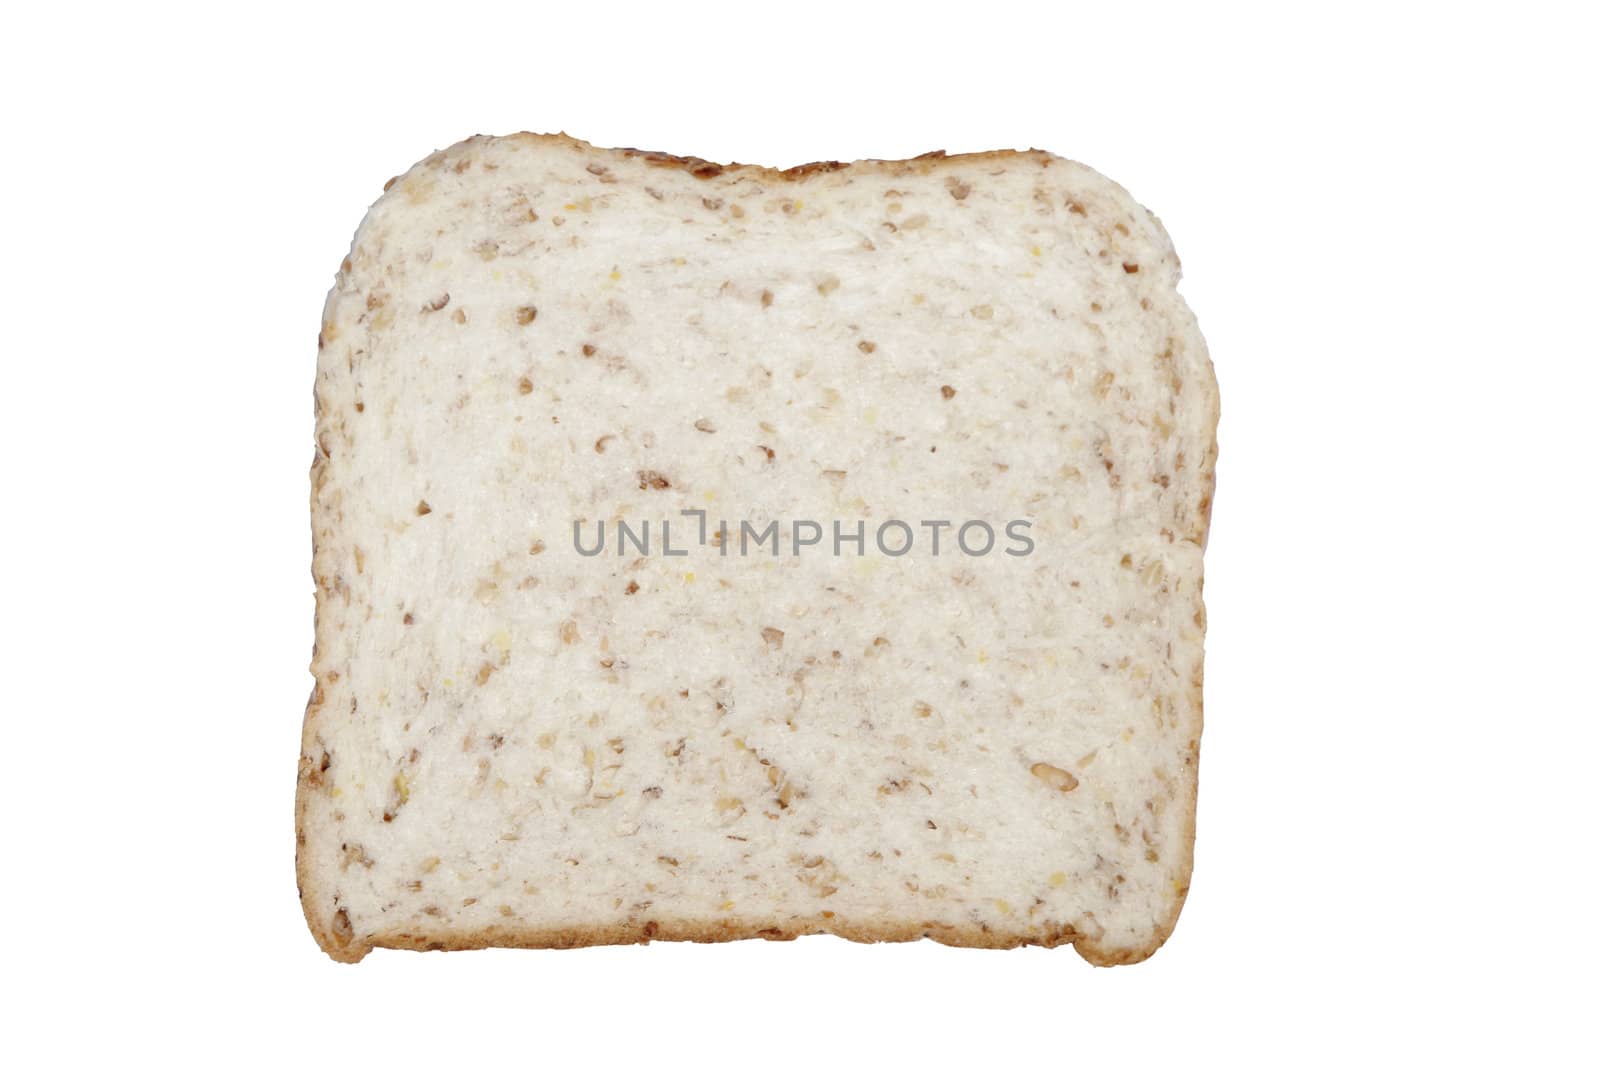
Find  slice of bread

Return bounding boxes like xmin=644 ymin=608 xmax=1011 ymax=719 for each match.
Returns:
xmin=298 ymin=133 xmax=1218 ymax=965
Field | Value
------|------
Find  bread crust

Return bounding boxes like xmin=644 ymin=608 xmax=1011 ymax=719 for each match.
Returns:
xmin=298 ymin=131 xmax=1216 ymax=967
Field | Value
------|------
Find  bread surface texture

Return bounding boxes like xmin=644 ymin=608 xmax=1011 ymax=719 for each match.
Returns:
xmin=299 ymin=133 xmax=1217 ymax=965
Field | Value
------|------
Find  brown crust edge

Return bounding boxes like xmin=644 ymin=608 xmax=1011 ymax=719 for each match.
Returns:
xmin=612 ymin=143 xmax=967 ymax=182
xmin=389 ymin=131 xmax=1058 ymax=192
xmin=310 ymin=914 xmax=1168 ymax=968
xmin=298 ymin=131 xmax=1216 ymax=968
xmin=364 ymin=916 xmax=1106 ymax=961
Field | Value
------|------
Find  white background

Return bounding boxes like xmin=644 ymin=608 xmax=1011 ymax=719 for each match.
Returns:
xmin=5 ymin=1 xmax=1595 ymax=1061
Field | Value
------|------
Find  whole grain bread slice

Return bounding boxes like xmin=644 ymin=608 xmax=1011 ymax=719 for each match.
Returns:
xmin=298 ymin=133 xmax=1217 ymax=965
